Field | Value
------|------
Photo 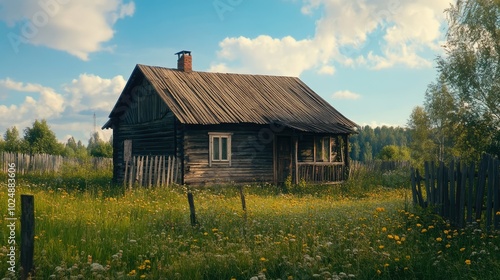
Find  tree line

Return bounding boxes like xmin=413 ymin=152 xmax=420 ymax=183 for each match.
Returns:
xmin=349 ymin=126 xmax=410 ymax=162
xmin=0 ymin=119 xmax=112 ymax=158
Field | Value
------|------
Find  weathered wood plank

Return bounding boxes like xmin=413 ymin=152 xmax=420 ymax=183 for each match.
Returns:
xmin=458 ymin=162 xmax=466 ymax=228
xmin=467 ymin=161 xmax=475 ymax=224
xmin=486 ymin=156 xmax=494 ymax=231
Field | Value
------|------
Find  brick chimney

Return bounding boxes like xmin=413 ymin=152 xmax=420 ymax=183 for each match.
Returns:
xmin=175 ymin=50 xmax=192 ymax=72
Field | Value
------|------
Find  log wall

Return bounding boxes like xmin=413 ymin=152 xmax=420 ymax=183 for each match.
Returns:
xmin=183 ymin=124 xmax=274 ymax=185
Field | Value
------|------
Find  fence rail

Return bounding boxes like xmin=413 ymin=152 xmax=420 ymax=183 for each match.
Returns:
xmin=1 ymin=152 xmax=112 ymax=174
xmin=411 ymin=154 xmax=500 ymax=230
xmin=124 ymin=155 xmax=181 ymax=188
xmin=298 ymin=162 xmax=346 ymax=183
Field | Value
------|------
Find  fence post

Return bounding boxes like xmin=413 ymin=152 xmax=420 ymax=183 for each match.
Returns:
xmin=458 ymin=162 xmax=467 ymax=228
xmin=486 ymin=155 xmax=494 ymax=231
xmin=417 ymin=169 xmax=425 ymax=207
xmin=187 ymin=192 xmax=198 ymax=226
xmin=424 ymin=161 xmax=431 ymax=206
xmin=466 ymin=161 xmax=475 ymax=224
xmin=494 ymin=158 xmax=500 ymax=230
xmin=239 ymin=186 xmax=247 ymax=211
xmin=411 ymin=168 xmax=418 ymax=205
xmin=161 ymin=156 xmax=166 ymax=187
xmin=166 ymin=156 xmax=172 ymax=187
xmin=449 ymin=160 xmax=456 ymax=225
xmin=21 ymin=195 xmax=35 ymax=280
xmin=475 ymin=155 xmax=488 ymax=222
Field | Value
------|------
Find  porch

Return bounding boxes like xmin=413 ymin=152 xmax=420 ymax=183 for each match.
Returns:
xmin=274 ymin=134 xmax=350 ymax=185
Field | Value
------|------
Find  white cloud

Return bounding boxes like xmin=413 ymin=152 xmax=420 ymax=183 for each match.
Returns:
xmin=364 ymin=120 xmax=401 ymax=128
xmin=0 ymin=74 xmax=124 ymax=143
xmin=318 ymin=65 xmax=335 ymax=75
xmin=332 ymin=90 xmax=361 ymax=100
xmin=0 ymin=78 xmax=65 ymax=123
xmin=0 ymin=0 xmax=135 ymax=60
xmin=210 ymin=35 xmax=319 ymax=76
xmin=210 ymin=0 xmax=451 ymax=75
xmin=63 ymin=73 xmax=126 ymax=113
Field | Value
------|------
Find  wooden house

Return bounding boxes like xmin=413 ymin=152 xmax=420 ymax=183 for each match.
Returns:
xmin=103 ymin=51 xmax=358 ymax=186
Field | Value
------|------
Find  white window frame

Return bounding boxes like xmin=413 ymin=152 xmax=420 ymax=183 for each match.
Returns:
xmin=208 ymin=132 xmax=232 ymax=167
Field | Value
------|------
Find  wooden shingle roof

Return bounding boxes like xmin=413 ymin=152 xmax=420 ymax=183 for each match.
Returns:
xmin=104 ymin=64 xmax=358 ymax=133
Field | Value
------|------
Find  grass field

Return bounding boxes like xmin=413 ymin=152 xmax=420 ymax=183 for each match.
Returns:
xmin=0 ymin=167 xmax=499 ymax=279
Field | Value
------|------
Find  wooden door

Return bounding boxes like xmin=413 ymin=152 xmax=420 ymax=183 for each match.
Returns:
xmin=275 ymin=136 xmax=292 ymax=184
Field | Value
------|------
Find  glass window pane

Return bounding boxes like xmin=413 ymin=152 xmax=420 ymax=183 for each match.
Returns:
xmin=213 ymin=137 xmax=220 ymax=160
xmin=323 ymin=137 xmax=329 ymax=162
xmin=221 ymin=137 xmax=228 ymax=160
xmin=315 ymin=137 xmax=322 ymax=162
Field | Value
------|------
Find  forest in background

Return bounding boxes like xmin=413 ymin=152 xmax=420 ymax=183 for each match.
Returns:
xmin=349 ymin=126 xmax=410 ymax=162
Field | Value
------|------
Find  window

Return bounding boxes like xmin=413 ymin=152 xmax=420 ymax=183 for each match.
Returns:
xmin=313 ymin=136 xmax=343 ymax=163
xmin=315 ymin=136 xmax=331 ymax=162
xmin=209 ymin=133 xmax=232 ymax=166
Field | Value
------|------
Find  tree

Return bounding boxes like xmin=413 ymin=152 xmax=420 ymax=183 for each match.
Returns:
xmin=407 ymin=106 xmax=435 ymax=166
xmin=87 ymin=132 xmax=112 ymax=158
xmin=23 ymin=120 xmax=64 ymax=155
xmin=377 ymin=145 xmax=411 ymax=161
xmin=76 ymin=140 xmax=89 ymax=159
xmin=424 ymin=77 xmax=460 ymax=162
xmin=362 ymin=142 xmax=373 ymax=161
xmin=3 ymin=126 xmax=23 ymax=153
xmin=438 ymin=0 xmax=500 ymax=156
xmin=350 ymin=141 xmax=361 ymax=161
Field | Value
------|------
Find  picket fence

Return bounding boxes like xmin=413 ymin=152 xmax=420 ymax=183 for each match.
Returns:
xmin=123 ymin=155 xmax=181 ymax=188
xmin=1 ymin=152 xmax=112 ymax=174
xmin=411 ymin=154 xmax=500 ymax=230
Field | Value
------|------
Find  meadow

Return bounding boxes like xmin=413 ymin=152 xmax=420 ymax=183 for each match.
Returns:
xmin=0 ymin=165 xmax=499 ymax=279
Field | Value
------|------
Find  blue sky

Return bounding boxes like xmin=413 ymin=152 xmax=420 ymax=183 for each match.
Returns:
xmin=0 ymin=0 xmax=451 ymax=143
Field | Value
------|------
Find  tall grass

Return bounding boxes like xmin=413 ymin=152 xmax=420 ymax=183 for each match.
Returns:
xmin=0 ymin=165 xmax=498 ymax=279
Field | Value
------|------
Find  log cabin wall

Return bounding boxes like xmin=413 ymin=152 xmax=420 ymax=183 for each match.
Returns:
xmin=183 ymin=124 xmax=274 ymax=185
xmin=111 ymin=78 xmax=178 ymax=184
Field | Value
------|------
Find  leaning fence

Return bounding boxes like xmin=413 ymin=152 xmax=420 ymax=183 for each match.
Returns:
xmin=123 ymin=155 xmax=181 ymax=188
xmin=1 ymin=152 xmax=112 ymax=174
xmin=411 ymin=154 xmax=500 ymax=230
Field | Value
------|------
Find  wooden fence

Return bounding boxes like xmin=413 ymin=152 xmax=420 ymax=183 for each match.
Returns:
xmin=411 ymin=154 xmax=500 ymax=230
xmin=298 ymin=162 xmax=346 ymax=183
xmin=124 ymin=155 xmax=181 ymax=188
xmin=1 ymin=152 xmax=112 ymax=174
